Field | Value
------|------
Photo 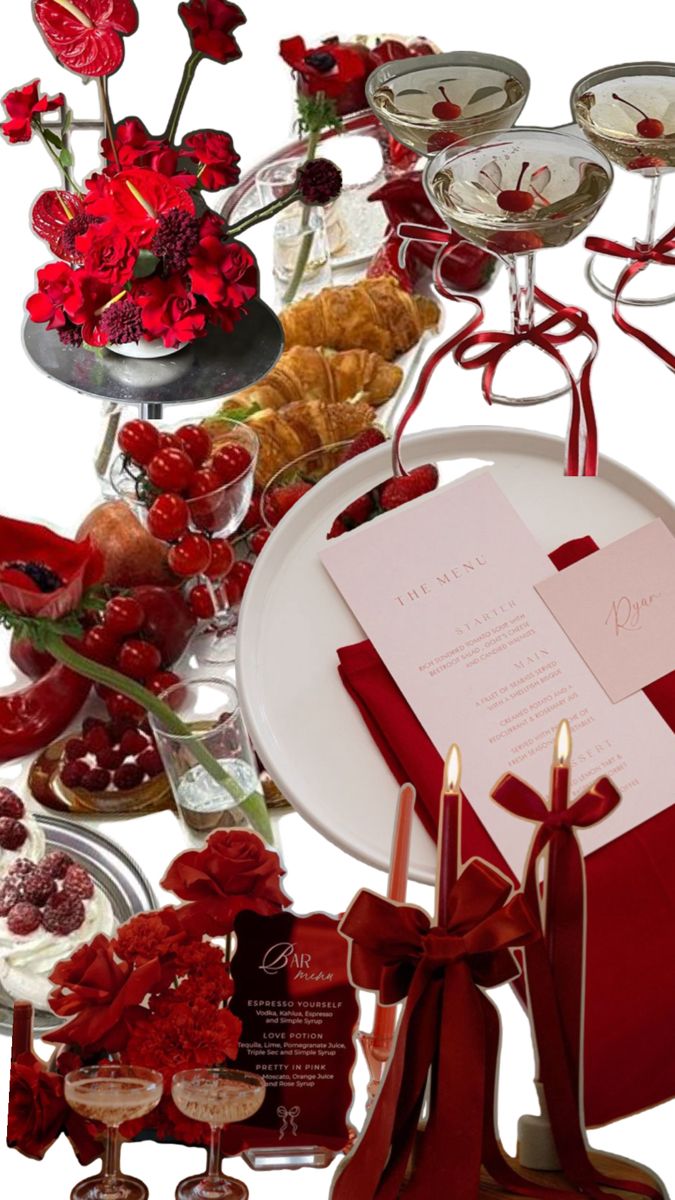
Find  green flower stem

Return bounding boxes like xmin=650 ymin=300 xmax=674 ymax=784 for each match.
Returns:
xmin=165 ymin=51 xmax=203 ymax=144
xmin=227 ymin=188 xmax=301 ymax=240
xmin=35 ymin=123 xmax=81 ymax=194
xmin=282 ymin=127 xmax=321 ymax=307
xmin=97 ymin=77 xmax=118 ymax=168
xmin=43 ymin=633 xmax=273 ymax=844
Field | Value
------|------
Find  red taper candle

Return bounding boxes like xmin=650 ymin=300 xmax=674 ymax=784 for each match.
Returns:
xmin=436 ymin=745 xmax=462 ymax=928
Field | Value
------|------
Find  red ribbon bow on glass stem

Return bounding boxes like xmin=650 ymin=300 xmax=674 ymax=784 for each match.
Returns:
xmin=585 ymin=223 xmax=675 ymax=370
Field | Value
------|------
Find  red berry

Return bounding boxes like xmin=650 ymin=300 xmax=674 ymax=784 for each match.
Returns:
xmin=168 ymin=533 xmax=212 ymax=577
xmin=137 ymin=747 xmax=164 ymax=778
xmin=107 ymin=716 xmax=138 ymax=744
xmin=241 ymin=491 xmax=262 ymax=531
xmin=114 ymin=762 xmax=144 ymax=791
xmin=188 ymin=466 xmax=222 ymax=498
xmin=147 ymin=493 xmax=189 ymax=542
xmin=117 ymin=639 xmax=162 ymax=681
xmin=0 ymin=880 xmax=23 ymax=916
xmin=22 ymin=868 xmax=56 ymax=906
xmin=95 ymin=747 xmax=124 ymax=771
xmin=497 ymin=189 xmax=534 ymax=212
xmin=61 ymin=760 xmax=90 ymax=788
xmin=339 ymin=493 xmax=375 ymax=529
xmin=0 ymin=818 xmax=27 ymax=851
xmin=64 ymin=737 xmax=87 ymax=762
xmin=118 ymin=419 xmax=160 ymax=467
xmin=158 ymin=431 xmax=181 ymax=451
xmin=427 ymin=129 xmax=460 ymax=154
xmin=82 ymin=626 xmax=119 ymax=666
xmin=637 ymin=117 xmax=664 ymax=138
xmin=487 ymin=230 xmax=543 ymax=254
xmin=205 ymin=538 xmax=234 ymax=579
xmin=84 ymin=725 xmax=111 ymax=755
xmin=264 ymin=482 xmax=312 ymax=527
xmin=432 ymin=86 xmax=462 ymax=121
xmin=7 ymin=902 xmax=42 ymax=935
xmin=175 ymin=424 xmax=212 ymax=467
xmin=249 ymin=528 xmax=271 ymax=556
xmin=379 ymin=464 xmax=439 ymax=510
xmin=627 ymin=154 xmax=666 ymax=171
xmin=212 ymin=443 xmax=252 ymax=484
xmin=82 ymin=717 xmax=106 ymax=735
xmin=0 ymin=788 xmax=24 ymax=819
xmin=225 ymin=560 xmax=253 ymax=604
xmin=339 ymin=429 xmax=387 ymax=464
xmin=366 ymin=237 xmax=415 ymax=292
xmin=42 ymin=891 xmax=85 ymax=935
xmin=105 ymin=693 xmax=146 ymax=723
xmin=188 ymin=584 xmax=216 ymax=619
xmin=82 ymin=767 xmax=111 ymax=792
xmin=146 ymin=671 xmax=180 ymax=697
xmin=327 ymin=517 xmax=348 ymax=539
xmin=8 ymin=859 xmax=37 ymax=879
xmin=42 ymin=850 xmax=73 ymax=880
xmin=119 ymin=729 xmax=149 ymax=757
xmin=63 ymin=864 xmax=94 ymax=900
xmin=103 ymin=596 xmax=145 ymax=638
xmin=147 ymin=447 xmax=195 ymax=493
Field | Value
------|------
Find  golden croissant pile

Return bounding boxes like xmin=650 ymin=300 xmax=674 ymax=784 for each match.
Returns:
xmin=209 ymin=277 xmax=440 ymax=486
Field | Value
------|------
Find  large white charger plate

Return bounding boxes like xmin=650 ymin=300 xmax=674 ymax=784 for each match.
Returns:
xmin=237 ymin=428 xmax=675 ymax=884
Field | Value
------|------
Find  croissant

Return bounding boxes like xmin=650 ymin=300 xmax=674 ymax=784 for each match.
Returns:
xmin=280 ymin=277 xmax=440 ymax=360
xmin=224 ymin=345 xmax=402 ymax=410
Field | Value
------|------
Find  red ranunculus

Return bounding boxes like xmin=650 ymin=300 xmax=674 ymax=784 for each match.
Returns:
xmin=76 ymin=223 xmax=137 ymax=287
xmin=161 ymin=829 xmax=290 ymax=937
xmin=63 ymin=270 xmax=122 ymax=346
xmin=182 ymin=129 xmax=240 ymax=192
xmin=45 ymin=933 xmax=161 ymax=1051
xmin=33 ymin=0 xmax=139 ymax=78
xmin=85 ymin=167 xmax=195 ymax=246
xmin=26 ymin=261 xmax=79 ymax=331
xmin=1 ymin=80 xmax=64 ymax=144
xmin=0 ymin=515 xmax=102 ymax=620
xmin=31 ymin=190 xmax=87 ymax=263
xmin=178 ymin=0 xmax=245 ymax=64
xmin=279 ymin=36 xmax=368 ymax=101
xmin=133 ymin=274 xmax=207 ymax=348
xmin=7 ymin=1053 xmax=67 ymax=1160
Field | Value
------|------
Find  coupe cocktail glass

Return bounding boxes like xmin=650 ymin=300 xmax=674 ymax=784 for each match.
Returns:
xmin=425 ymin=127 xmax=612 ymax=404
xmin=366 ymin=50 xmax=530 ymax=158
xmin=64 ymin=1065 xmax=163 ymax=1200
xmin=172 ymin=1068 xmax=266 ymax=1199
xmin=572 ymin=62 xmax=675 ymax=304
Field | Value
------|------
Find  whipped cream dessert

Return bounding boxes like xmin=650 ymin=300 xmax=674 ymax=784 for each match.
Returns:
xmin=0 ymin=787 xmax=46 ymax=878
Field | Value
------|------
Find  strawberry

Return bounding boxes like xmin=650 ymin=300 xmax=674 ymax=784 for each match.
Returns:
xmin=265 ymin=482 xmax=313 ymax=526
xmin=339 ymin=493 xmax=375 ymax=529
xmin=379 ymin=464 xmax=439 ymax=511
xmin=339 ymin=428 xmax=386 ymax=464
xmin=327 ymin=518 xmax=348 ymax=540
xmin=366 ymin=236 xmax=416 ymax=293
xmin=439 ymin=240 xmax=496 ymax=294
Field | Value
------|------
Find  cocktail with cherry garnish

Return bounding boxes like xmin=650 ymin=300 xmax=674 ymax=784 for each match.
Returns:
xmin=572 ymin=63 xmax=675 ymax=304
xmin=366 ymin=51 xmax=530 ymax=157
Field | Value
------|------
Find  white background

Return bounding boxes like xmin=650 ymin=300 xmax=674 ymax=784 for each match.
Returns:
xmin=1 ymin=2 xmax=674 ymax=1196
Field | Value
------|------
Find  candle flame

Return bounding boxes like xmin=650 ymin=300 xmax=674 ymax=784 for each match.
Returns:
xmin=444 ymin=744 xmax=462 ymax=794
xmin=555 ymin=719 xmax=572 ymax=766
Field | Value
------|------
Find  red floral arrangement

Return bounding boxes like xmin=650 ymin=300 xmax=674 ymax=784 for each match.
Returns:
xmin=8 ymin=830 xmax=291 ymax=1160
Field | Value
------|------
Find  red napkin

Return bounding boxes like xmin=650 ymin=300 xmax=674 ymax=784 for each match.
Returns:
xmin=337 ymin=536 xmax=675 ymax=1127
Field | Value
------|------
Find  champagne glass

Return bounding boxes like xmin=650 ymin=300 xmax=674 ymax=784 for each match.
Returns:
xmin=572 ymin=62 xmax=675 ymax=304
xmin=366 ymin=50 xmax=530 ymax=158
xmin=172 ymin=1068 xmax=266 ymax=1199
xmin=64 ymin=1065 xmax=163 ymax=1200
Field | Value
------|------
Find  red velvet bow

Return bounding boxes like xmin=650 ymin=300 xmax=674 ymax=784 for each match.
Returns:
xmin=393 ymin=222 xmax=600 ymax=478
xmin=332 ymin=859 xmax=543 ymax=1200
xmin=585 ymin=224 xmax=675 ymax=369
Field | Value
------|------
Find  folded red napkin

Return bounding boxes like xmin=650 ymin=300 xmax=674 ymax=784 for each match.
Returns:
xmin=337 ymin=536 xmax=675 ymax=1127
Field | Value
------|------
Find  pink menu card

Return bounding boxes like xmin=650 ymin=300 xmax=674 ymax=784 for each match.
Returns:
xmin=321 ymin=472 xmax=675 ymax=877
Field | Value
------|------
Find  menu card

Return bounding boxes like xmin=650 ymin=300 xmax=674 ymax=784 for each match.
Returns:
xmin=322 ymin=472 xmax=675 ymax=876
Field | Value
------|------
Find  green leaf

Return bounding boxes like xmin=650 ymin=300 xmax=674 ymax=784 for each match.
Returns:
xmin=296 ymin=92 xmax=342 ymax=137
xmin=42 ymin=127 xmax=62 ymax=149
xmin=62 ymin=108 xmax=73 ymax=135
xmin=134 ymin=250 xmax=160 ymax=279
xmin=59 ymin=147 xmax=73 ymax=168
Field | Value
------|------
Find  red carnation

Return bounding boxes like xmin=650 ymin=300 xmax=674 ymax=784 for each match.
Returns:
xmin=7 ymin=1053 xmax=67 ymax=1160
xmin=124 ymin=999 xmax=241 ymax=1078
xmin=33 ymin=0 xmax=139 ymax=78
xmin=182 ymin=129 xmax=240 ymax=192
xmin=178 ymin=0 xmax=246 ymax=64
xmin=27 ymin=261 xmax=79 ymax=332
xmin=2 ymin=80 xmax=64 ymax=144
xmin=114 ymin=907 xmax=189 ymax=968
xmin=134 ymin=274 xmax=207 ymax=348
xmin=279 ymin=36 xmax=368 ymax=101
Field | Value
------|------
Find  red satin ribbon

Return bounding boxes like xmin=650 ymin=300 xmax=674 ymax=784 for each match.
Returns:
xmin=491 ymin=774 xmax=664 ymax=1200
xmin=585 ymin=224 xmax=675 ymax=369
xmin=394 ymin=222 xmax=600 ymax=477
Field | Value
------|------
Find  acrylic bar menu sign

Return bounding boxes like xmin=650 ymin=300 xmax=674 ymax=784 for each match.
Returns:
xmin=322 ymin=471 xmax=675 ymax=877
xmin=227 ymin=910 xmax=358 ymax=1154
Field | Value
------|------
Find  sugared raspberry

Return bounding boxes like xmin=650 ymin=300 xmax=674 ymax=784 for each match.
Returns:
xmin=8 ymin=858 xmax=35 ymax=879
xmin=96 ymin=747 xmax=124 ymax=771
xmin=137 ymin=748 xmax=164 ymax=779
xmin=7 ymin=902 xmax=42 ymax=935
xmin=0 ymin=818 xmax=27 ymax=851
xmin=61 ymin=760 xmax=90 ymax=789
xmin=42 ymin=891 xmax=85 ymax=935
xmin=82 ymin=768 xmax=111 ymax=792
xmin=113 ymin=763 xmax=144 ymax=791
xmin=62 ymin=864 xmax=94 ymax=900
xmin=0 ymin=879 xmax=23 ymax=915
xmin=0 ymin=788 xmax=24 ymax=819
xmin=42 ymin=850 xmax=73 ymax=880
xmin=119 ymin=729 xmax=148 ymax=758
xmin=83 ymin=726 xmax=110 ymax=755
xmin=22 ymin=867 xmax=56 ymax=906
xmin=64 ymin=737 xmax=88 ymax=761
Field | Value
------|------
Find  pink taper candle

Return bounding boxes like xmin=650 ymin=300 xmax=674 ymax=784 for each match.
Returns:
xmin=545 ymin=720 xmax=571 ymax=954
xmin=371 ymin=783 xmax=416 ymax=1058
xmin=436 ymin=745 xmax=462 ymax=928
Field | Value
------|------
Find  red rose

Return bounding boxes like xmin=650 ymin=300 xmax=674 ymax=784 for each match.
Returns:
xmin=279 ymin=36 xmax=368 ymax=102
xmin=182 ymin=129 xmax=240 ymax=192
xmin=34 ymin=0 xmax=139 ymax=78
xmin=45 ymin=933 xmax=160 ymax=1052
xmin=178 ymin=0 xmax=246 ymax=64
xmin=0 ymin=515 xmax=102 ymax=620
xmin=76 ymin=223 xmax=137 ymax=286
xmin=85 ymin=167 xmax=194 ymax=247
xmin=26 ymin=261 xmax=79 ymax=332
xmin=7 ymin=1053 xmax=67 ymax=1160
xmin=134 ymin=274 xmax=207 ymax=348
xmin=161 ymin=829 xmax=290 ymax=937
xmin=1 ymin=79 xmax=64 ymax=143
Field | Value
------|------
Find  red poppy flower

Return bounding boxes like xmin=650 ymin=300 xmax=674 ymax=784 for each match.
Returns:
xmin=279 ymin=36 xmax=368 ymax=101
xmin=178 ymin=0 xmax=245 ymax=64
xmin=161 ymin=829 xmax=290 ymax=937
xmin=26 ymin=261 xmax=79 ymax=332
xmin=1 ymin=80 xmax=64 ymax=144
xmin=7 ymin=1053 xmax=67 ymax=1160
xmin=64 ymin=270 xmax=123 ymax=346
xmin=76 ymin=223 xmax=137 ymax=287
xmin=45 ymin=933 xmax=161 ymax=1051
xmin=86 ymin=167 xmax=195 ymax=246
xmin=133 ymin=274 xmax=208 ymax=348
xmin=31 ymin=190 xmax=88 ymax=263
xmin=181 ymin=129 xmax=240 ymax=192
xmin=0 ymin=514 xmax=103 ymax=620
xmin=33 ymin=0 xmax=139 ymax=78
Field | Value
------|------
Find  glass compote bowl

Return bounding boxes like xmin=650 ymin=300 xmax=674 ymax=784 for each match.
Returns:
xmin=64 ymin=1065 xmax=163 ymax=1200
xmin=425 ymin=127 xmax=612 ymax=405
xmin=572 ymin=62 xmax=675 ymax=304
xmin=172 ymin=1068 xmax=266 ymax=1200
xmin=366 ymin=50 xmax=530 ymax=158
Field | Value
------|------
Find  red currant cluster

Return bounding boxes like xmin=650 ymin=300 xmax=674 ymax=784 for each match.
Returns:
xmin=81 ymin=594 xmax=181 ymax=721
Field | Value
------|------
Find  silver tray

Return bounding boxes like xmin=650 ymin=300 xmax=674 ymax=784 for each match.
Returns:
xmin=0 ymin=814 xmax=156 ymax=1038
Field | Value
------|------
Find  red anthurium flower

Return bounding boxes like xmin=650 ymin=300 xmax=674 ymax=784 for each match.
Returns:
xmin=31 ymin=190 xmax=87 ymax=263
xmin=134 ymin=274 xmax=208 ymax=348
xmin=178 ymin=0 xmax=246 ymax=64
xmin=64 ymin=271 xmax=123 ymax=346
xmin=85 ymin=167 xmax=195 ymax=246
xmin=0 ymin=514 xmax=102 ymax=620
xmin=279 ymin=35 xmax=368 ymax=100
xmin=181 ymin=129 xmax=240 ymax=191
xmin=76 ymin=223 xmax=137 ymax=287
xmin=26 ymin=261 xmax=79 ymax=332
xmin=1 ymin=80 xmax=64 ymax=143
xmin=33 ymin=0 xmax=139 ymax=78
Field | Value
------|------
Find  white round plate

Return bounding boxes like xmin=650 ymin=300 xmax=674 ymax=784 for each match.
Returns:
xmin=237 ymin=428 xmax=675 ymax=884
